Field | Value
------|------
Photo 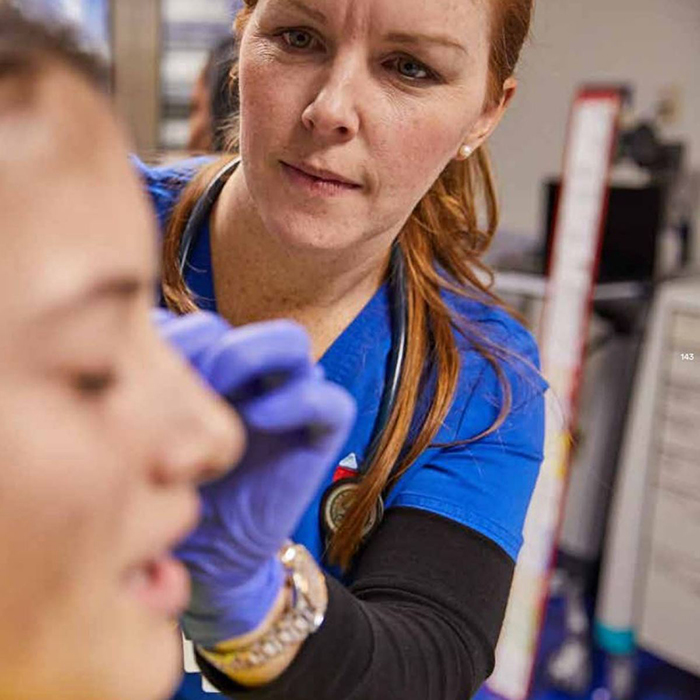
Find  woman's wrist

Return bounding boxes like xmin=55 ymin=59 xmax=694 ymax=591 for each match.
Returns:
xmin=210 ymin=583 xmax=301 ymax=687
xmin=209 ymin=577 xmax=291 ymax=650
xmin=196 ymin=544 xmax=328 ymax=687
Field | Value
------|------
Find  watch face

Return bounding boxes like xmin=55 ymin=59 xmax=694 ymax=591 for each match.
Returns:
xmin=321 ymin=479 xmax=384 ymax=540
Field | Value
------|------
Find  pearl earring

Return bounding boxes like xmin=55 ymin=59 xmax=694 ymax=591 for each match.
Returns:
xmin=460 ymin=144 xmax=473 ymax=159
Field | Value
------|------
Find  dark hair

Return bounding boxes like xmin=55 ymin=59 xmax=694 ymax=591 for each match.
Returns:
xmin=0 ymin=4 xmax=109 ymax=92
xmin=204 ymin=35 xmax=239 ymax=151
xmin=163 ymin=0 xmax=539 ymax=569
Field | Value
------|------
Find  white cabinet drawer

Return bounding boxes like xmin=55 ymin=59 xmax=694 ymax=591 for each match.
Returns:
xmin=671 ymin=312 xmax=700 ymax=349
xmin=655 ymin=448 xmax=700 ymax=498
xmin=667 ymin=354 xmax=700 ymax=384
xmin=638 ymin=485 xmax=700 ymax=674
xmin=662 ymin=384 xmax=700 ymax=416
xmin=648 ymin=488 xmax=700 ymax=562
xmin=638 ymin=544 xmax=700 ymax=675
xmin=659 ymin=407 xmax=700 ymax=453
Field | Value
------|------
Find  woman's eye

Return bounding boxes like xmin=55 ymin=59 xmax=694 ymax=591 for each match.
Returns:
xmin=276 ymin=32 xmax=436 ymax=83
xmin=392 ymin=56 xmax=435 ymax=82
xmin=281 ymin=29 xmax=316 ymax=50
xmin=72 ymin=370 xmax=117 ymax=398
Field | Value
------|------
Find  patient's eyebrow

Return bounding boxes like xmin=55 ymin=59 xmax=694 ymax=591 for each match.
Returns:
xmin=39 ymin=275 xmax=147 ymax=321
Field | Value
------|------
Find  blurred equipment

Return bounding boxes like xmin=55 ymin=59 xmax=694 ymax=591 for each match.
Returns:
xmin=112 ymin=0 xmax=160 ymax=156
xmin=544 ymin=181 xmax=663 ymax=282
xmin=160 ymin=1 xmax=233 ymax=151
xmin=543 ymin=118 xmax=692 ymax=283
xmin=487 ymin=86 xmax=625 ymax=700
xmin=543 ymin=92 xmax=698 ymax=698
xmin=545 ymin=296 xmax=650 ymax=695
xmin=593 ymin=275 xmax=700 ymax=700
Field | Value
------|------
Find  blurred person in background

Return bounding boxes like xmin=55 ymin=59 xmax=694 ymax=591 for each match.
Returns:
xmin=188 ymin=36 xmax=239 ymax=152
xmin=0 ymin=7 xmax=354 ymax=700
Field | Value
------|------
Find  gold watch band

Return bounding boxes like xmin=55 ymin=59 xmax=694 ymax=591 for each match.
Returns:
xmin=198 ymin=543 xmax=327 ymax=674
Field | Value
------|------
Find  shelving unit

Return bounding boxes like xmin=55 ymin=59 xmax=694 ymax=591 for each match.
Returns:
xmin=159 ymin=0 xmax=234 ymax=150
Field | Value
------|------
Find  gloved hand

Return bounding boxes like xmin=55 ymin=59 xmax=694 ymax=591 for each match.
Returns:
xmin=154 ymin=310 xmax=356 ymax=647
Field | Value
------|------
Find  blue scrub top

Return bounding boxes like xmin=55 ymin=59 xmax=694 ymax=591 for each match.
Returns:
xmin=136 ymin=157 xmax=549 ymax=699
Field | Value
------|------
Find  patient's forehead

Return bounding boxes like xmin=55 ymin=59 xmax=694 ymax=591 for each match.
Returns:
xmin=0 ymin=62 xmax=116 ymax=184
xmin=0 ymin=63 xmax=154 ymax=325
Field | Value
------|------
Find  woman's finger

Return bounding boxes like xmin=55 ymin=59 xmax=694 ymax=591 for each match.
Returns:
xmin=153 ymin=310 xmax=232 ymax=362
xmin=240 ymin=376 xmax=356 ymax=435
xmin=198 ymin=319 xmax=313 ymax=398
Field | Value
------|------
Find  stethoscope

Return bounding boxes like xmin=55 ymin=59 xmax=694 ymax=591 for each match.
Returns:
xmin=179 ymin=157 xmax=409 ymax=546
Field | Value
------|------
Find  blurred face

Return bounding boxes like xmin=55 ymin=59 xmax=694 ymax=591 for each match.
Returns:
xmin=0 ymin=67 xmax=244 ymax=700
xmin=236 ymin=0 xmax=513 ymax=253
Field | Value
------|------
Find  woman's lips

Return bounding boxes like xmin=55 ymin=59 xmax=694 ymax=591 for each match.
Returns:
xmin=124 ymin=554 xmax=190 ymax=618
xmin=280 ymin=161 xmax=361 ymax=196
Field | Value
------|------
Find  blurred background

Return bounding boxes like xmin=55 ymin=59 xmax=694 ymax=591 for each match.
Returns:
xmin=12 ymin=2 xmax=700 ymax=700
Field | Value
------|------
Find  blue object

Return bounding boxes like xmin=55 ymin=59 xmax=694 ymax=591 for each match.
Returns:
xmin=155 ymin=310 xmax=355 ymax=644
xmin=594 ymin=622 xmax=636 ymax=656
xmin=137 ymin=158 xmax=549 ymax=698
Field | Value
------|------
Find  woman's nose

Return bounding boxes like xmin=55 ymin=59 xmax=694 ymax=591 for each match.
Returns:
xmin=154 ymin=352 xmax=246 ymax=487
xmin=301 ymin=59 xmax=361 ymax=142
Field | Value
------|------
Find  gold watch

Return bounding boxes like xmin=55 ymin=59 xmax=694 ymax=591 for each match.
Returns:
xmin=198 ymin=543 xmax=327 ymax=674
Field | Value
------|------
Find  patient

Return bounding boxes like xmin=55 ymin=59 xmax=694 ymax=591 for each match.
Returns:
xmin=0 ymin=9 xmax=245 ymax=700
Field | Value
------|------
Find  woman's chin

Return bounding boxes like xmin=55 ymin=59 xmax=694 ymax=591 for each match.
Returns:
xmin=268 ymin=213 xmax=361 ymax=255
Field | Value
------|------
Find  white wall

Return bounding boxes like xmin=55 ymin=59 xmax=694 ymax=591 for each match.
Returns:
xmin=489 ymin=0 xmax=700 ymax=256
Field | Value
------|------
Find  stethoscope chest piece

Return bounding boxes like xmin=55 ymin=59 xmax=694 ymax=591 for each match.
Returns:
xmin=320 ymin=476 xmax=385 ymax=545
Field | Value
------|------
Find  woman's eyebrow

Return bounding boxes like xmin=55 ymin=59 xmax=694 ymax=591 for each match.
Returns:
xmin=385 ymin=31 xmax=469 ymax=56
xmin=274 ymin=1 xmax=468 ymax=58
xmin=280 ymin=0 xmax=328 ymax=24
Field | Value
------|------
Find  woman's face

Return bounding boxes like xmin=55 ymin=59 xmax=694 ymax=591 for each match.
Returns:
xmin=237 ymin=0 xmax=512 ymax=255
xmin=0 ymin=67 xmax=244 ymax=700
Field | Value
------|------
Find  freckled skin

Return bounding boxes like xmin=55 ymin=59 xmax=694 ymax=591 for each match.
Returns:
xmin=210 ymin=0 xmax=515 ymax=360
xmin=235 ymin=0 xmax=500 ymax=254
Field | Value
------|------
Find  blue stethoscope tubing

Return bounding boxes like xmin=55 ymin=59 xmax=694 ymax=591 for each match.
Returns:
xmin=178 ymin=156 xmax=408 ymax=543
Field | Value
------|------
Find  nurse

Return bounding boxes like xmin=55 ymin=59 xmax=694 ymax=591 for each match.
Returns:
xmin=143 ymin=0 xmax=548 ymax=699
xmin=0 ymin=8 xmax=353 ymax=700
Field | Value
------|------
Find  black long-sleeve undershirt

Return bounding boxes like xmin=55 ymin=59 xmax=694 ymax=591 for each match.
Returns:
xmin=196 ymin=506 xmax=516 ymax=700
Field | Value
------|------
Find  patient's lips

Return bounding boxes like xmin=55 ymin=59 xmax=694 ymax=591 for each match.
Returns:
xmin=124 ymin=553 xmax=190 ymax=618
xmin=123 ymin=496 xmax=200 ymax=617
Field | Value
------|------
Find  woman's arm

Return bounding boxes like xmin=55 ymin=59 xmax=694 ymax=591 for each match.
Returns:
xmin=197 ymin=506 xmax=515 ymax=700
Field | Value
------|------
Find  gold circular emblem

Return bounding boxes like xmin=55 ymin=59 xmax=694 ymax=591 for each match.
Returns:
xmin=321 ymin=478 xmax=384 ymax=541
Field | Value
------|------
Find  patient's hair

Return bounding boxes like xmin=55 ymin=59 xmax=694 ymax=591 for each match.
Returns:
xmin=0 ymin=3 xmax=108 ymax=95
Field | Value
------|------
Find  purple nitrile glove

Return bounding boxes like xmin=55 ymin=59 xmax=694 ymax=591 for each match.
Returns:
xmin=154 ymin=310 xmax=356 ymax=646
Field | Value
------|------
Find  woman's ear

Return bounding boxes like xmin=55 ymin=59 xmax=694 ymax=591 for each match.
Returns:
xmin=456 ymin=76 xmax=518 ymax=160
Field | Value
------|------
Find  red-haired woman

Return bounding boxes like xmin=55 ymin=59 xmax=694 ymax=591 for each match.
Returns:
xmin=140 ymin=1 xmax=549 ymax=698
